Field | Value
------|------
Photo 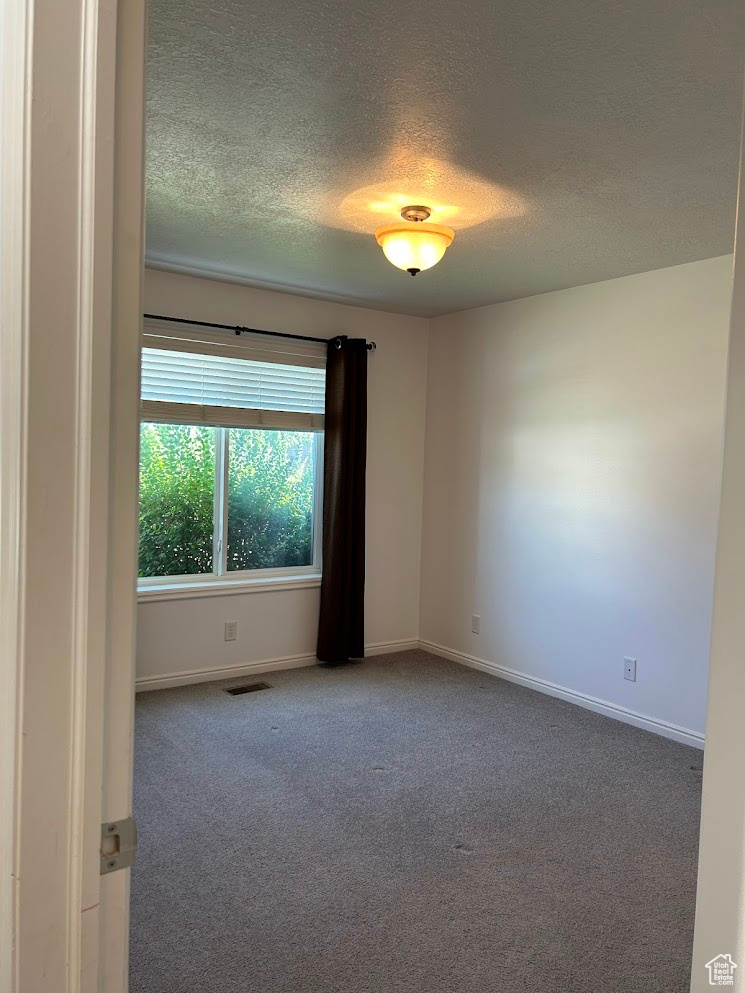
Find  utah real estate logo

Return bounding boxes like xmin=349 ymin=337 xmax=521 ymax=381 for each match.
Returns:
xmin=706 ymin=954 xmax=737 ymax=986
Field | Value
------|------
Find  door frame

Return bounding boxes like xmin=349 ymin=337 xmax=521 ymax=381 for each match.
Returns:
xmin=0 ymin=0 xmax=145 ymax=987
xmin=0 ymin=0 xmax=28 ymax=984
xmin=690 ymin=89 xmax=745 ymax=992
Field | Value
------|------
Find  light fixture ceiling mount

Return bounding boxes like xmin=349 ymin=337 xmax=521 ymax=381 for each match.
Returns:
xmin=374 ymin=205 xmax=455 ymax=276
xmin=399 ymin=205 xmax=432 ymax=223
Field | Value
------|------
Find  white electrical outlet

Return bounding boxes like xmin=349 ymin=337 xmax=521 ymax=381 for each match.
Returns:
xmin=224 ymin=621 xmax=238 ymax=642
xmin=472 ymin=614 xmax=480 ymax=635
xmin=624 ymin=657 xmax=637 ymax=682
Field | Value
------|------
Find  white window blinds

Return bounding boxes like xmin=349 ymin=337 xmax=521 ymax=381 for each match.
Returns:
xmin=141 ymin=346 xmax=326 ymax=430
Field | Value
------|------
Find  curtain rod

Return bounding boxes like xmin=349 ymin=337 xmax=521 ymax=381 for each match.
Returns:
xmin=143 ymin=313 xmax=376 ymax=351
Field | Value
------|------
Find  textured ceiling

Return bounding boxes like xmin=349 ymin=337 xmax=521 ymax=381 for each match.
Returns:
xmin=146 ymin=0 xmax=744 ymax=317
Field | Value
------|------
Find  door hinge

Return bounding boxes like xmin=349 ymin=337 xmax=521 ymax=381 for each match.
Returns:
xmin=100 ymin=816 xmax=137 ymax=875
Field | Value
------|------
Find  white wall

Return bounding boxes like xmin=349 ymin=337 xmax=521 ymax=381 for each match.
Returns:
xmin=137 ymin=268 xmax=428 ymax=683
xmin=420 ymin=256 xmax=733 ymax=740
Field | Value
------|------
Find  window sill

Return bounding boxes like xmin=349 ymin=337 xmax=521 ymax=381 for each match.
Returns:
xmin=137 ymin=574 xmax=322 ymax=603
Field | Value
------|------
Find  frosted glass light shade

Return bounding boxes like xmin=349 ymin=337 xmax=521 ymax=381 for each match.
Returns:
xmin=374 ymin=221 xmax=455 ymax=273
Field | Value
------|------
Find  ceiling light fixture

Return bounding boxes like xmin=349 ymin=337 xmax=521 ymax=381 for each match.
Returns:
xmin=374 ymin=206 xmax=455 ymax=276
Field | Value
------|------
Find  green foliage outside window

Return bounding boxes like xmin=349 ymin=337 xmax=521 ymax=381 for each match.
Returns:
xmin=138 ymin=422 xmax=315 ymax=579
xmin=139 ymin=423 xmax=215 ymax=577
xmin=227 ymin=428 xmax=314 ymax=571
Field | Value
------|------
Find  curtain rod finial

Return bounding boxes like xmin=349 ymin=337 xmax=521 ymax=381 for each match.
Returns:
xmin=367 ymin=342 xmax=376 ymax=352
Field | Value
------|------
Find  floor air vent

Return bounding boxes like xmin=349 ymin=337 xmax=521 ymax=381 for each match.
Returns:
xmin=224 ymin=681 xmax=271 ymax=696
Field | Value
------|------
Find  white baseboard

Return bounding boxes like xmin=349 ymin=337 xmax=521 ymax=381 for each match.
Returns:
xmin=419 ymin=639 xmax=705 ymax=750
xmin=135 ymin=638 xmax=420 ymax=692
xmin=135 ymin=637 xmax=702 ymax=751
xmin=363 ymin=639 xmax=420 ymax=658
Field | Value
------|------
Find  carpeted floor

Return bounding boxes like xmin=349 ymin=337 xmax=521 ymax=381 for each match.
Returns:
xmin=130 ymin=650 xmax=702 ymax=993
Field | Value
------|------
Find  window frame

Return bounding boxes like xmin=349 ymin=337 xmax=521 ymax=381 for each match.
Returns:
xmin=137 ymin=322 xmax=325 ymax=595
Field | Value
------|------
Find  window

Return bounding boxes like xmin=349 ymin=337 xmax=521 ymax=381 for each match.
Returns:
xmin=226 ymin=427 xmax=316 ymax=572
xmin=139 ymin=421 xmax=216 ymax=578
xmin=138 ymin=331 xmax=325 ymax=589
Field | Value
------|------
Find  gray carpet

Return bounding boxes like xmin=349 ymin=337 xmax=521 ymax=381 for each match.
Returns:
xmin=130 ymin=650 xmax=702 ymax=993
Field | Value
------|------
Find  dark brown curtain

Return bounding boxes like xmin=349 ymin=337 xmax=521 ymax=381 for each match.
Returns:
xmin=316 ymin=336 xmax=368 ymax=663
